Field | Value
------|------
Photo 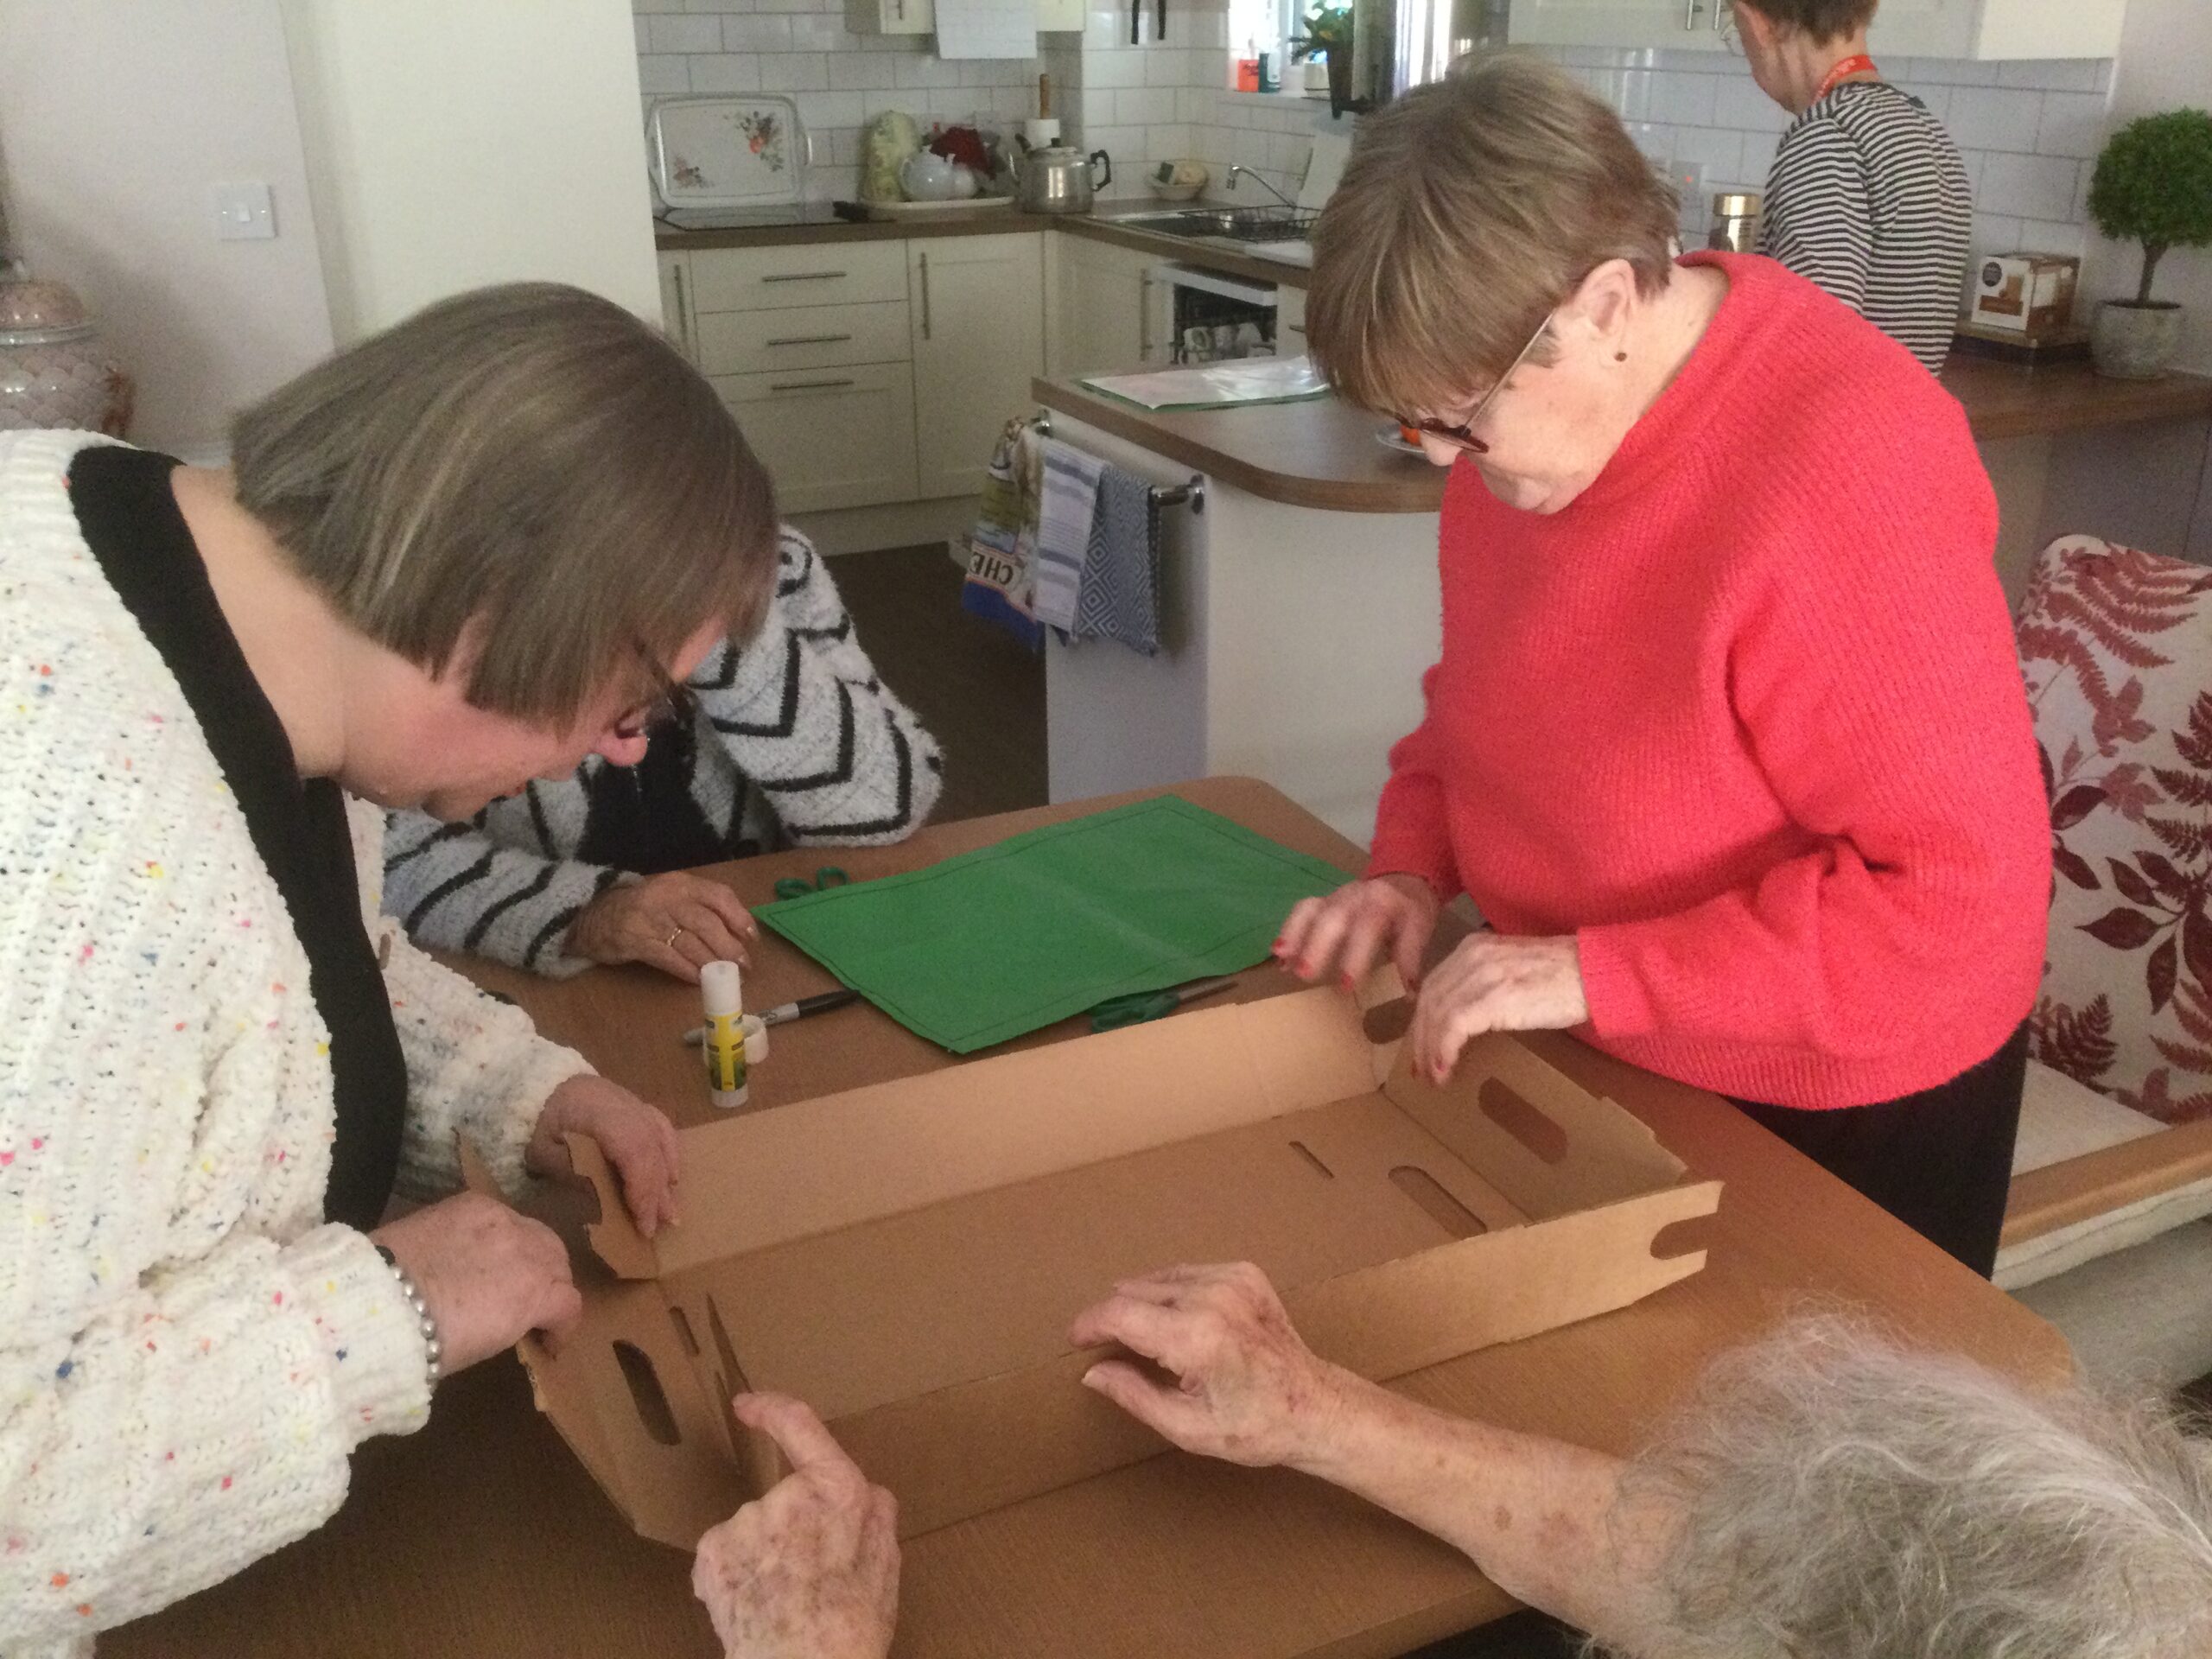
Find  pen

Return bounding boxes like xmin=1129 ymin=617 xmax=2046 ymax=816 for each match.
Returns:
xmin=680 ymin=987 xmax=861 ymax=1045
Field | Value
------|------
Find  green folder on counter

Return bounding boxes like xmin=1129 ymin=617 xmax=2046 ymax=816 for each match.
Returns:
xmin=753 ymin=796 xmax=1348 ymax=1053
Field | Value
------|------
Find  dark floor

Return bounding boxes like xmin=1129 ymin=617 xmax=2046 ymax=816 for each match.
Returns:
xmin=830 ymin=541 xmax=1047 ymax=825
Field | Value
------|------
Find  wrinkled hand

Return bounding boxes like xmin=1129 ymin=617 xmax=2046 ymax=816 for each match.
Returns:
xmin=568 ymin=870 xmax=757 ymax=983
xmin=692 ymin=1394 xmax=900 ymax=1659
xmin=1276 ymin=874 xmax=1440 ymax=993
xmin=526 ymin=1073 xmax=682 ymax=1236
xmin=1409 ymin=932 xmax=1587 ymax=1084
xmin=1069 ymin=1262 xmax=1350 ymax=1471
xmin=371 ymin=1192 xmax=582 ymax=1371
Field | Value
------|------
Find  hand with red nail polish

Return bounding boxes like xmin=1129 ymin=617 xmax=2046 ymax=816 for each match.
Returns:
xmin=1275 ymin=875 xmax=1440 ymax=996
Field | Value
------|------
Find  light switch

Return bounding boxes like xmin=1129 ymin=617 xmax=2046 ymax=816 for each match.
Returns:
xmin=212 ymin=181 xmax=276 ymax=241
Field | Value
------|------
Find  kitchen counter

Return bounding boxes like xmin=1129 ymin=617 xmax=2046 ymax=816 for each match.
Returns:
xmin=1036 ymin=359 xmax=2212 ymax=515
xmin=656 ymin=202 xmax=1314 ymax=288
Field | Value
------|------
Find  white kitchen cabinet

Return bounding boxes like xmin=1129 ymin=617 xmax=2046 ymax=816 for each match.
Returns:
xmin=1047 ymin=233 xmax=1159 ymax=378
xmin=696 ymin=300 xmax=912 ymax=377
xmin=909 ymin=233 xmax=1047 ymax=499
xmin=710 ymin=363 xmax=921 ymax=512
xmin=1506 ymin=0 xmax=2126 ymax=58
xmin=659 ymin=251 xmax=696 ymax=359
xmin=1277 ymin=284 xmax=1307 ymax=352
xmin=844 ymin=0 xmax=935 ymax=35
xmin=1036 ymin=0 xmax=1086 ymax=30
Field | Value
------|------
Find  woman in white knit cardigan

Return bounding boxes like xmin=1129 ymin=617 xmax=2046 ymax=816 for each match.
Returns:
xmin=0 ymin=283 xmax=773 ymax=1653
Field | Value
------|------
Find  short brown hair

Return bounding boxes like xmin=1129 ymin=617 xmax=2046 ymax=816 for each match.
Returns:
xmin=1306 ymin=52 xmax=1681 ymax=417
xmin=231 ymin=282 xmax=777 ymax=726
xmin=1730 ymin=0 xmax=1878 ymax=42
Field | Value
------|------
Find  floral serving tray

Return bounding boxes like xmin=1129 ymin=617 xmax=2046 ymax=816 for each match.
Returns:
xmin=649 ymin=95 xmax=808 ymax=209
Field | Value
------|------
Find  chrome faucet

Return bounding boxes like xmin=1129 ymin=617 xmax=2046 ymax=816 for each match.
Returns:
xmin=1225 ymin=166 xmax=1298 ymax=209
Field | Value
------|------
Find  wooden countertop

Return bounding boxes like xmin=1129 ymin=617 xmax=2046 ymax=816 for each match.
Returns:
xmin=110 ymin=777 xmax=2070 ymax=1659
xmin=657 ymin=205 xmax=1313 ymax=288
xmin=1037 ymin=359 xmax=2212 ymax=515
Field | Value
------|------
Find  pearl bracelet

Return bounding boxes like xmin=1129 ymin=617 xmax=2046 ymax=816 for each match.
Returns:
xmin=373 ymin=1244 xmax=444 ymax=1391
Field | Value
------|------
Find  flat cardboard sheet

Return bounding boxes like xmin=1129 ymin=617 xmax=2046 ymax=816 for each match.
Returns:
xmin=753 ymin=796 xmax=1346 ymax=1052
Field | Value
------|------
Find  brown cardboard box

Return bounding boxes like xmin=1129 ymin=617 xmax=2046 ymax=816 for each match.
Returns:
xmin=1972 ymin=252 xmax=2081 ymax=337
xmin=522 ymin=982 xmax=1723 ymax=1550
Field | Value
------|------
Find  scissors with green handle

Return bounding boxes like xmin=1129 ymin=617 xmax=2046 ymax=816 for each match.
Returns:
xmin=773 ymin=865 xmax=851 ymax=902
xmin=1088 ymin=975 xmax=1239 ymax=1033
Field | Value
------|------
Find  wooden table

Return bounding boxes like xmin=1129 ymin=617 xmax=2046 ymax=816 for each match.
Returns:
xmin=111 ymin=779 xmax=2072 ymax=1659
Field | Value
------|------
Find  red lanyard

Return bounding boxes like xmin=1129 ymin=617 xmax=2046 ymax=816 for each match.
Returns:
xmin=1815 ymin=54 xmax=1879 ymax=102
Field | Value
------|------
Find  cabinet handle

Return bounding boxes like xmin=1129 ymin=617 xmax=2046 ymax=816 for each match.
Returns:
xmin=1714 ymin=0 xmax=1728 ymax=29
xmin=1683 ymin=0 xmax=1699 ymax=24
xmin=765 ymin=333 xmax=855 ymax=346
xmin=769 ymin=378 xmax=859 ymax=392
xmin=1285 ymin=321 xmax=1306 ymax=334
xmin=1138 ymin=272 xmax=1152 ymax=359
xmin=761 ymin=270 xmax=848 ymax=283
xmin=670 ymin=264 xmax=690 ymax=355
xmin=918 ymin=251 xmax=932 ymax=340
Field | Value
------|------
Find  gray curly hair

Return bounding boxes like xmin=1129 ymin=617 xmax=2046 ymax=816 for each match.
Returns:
xmin=1612 ymin=1319 xmax=2212 ymax=1659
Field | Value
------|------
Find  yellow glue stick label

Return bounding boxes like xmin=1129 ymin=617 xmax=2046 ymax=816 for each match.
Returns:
xmin=704 ymin=1011 xmax=748 ymax=1093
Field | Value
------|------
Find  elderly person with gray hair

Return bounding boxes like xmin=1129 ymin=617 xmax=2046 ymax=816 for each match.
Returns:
xmin=1272 ymin=53 xmax=2049 ymax=1277
xmin=694 ymin=1265 xmax=2212 ymax=1659
xmin=0 ymin=282 xmax=766 ymax=1650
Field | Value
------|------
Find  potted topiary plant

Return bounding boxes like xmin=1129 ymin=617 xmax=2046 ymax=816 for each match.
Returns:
xmin=1290 ymin=3 xmax=1359 ymax=118
xmin=2085 ymin=107 xmax=2212 ymax=380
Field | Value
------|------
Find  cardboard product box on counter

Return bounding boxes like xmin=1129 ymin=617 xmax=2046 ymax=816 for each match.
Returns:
xmin=521 ymin=981 xmax=1724 ymax=1549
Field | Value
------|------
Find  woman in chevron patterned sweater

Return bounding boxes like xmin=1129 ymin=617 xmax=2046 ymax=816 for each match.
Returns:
xmin=384 ymin=525 xmax=942 ymax=983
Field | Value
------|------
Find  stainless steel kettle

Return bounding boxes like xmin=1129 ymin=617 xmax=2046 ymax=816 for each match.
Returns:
xmin=1015 ymin=145 xmax=1111 ymax=213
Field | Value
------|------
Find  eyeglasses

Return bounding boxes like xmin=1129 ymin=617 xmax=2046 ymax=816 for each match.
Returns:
xmin=1397 ymin=310 xmax=1554 ymax=455
xmin=610 ymin=649 xmax=700 ymax=742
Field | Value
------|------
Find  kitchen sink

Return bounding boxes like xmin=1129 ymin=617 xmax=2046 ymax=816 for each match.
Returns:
xmin=1109 ymin=206 xmax=1319 ymax=243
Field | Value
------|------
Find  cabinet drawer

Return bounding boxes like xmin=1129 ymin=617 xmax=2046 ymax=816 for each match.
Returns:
xmin=695 ymin=301 xmax=912 ymax=376
xmin=710 ymin=363 xmax=918 ymax=513
xmin=688 ymin=241 xmax=909 ymax=313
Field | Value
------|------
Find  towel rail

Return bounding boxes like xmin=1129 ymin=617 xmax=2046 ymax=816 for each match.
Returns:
xmin=1031 ymin=411 xmax=1205 ymax=515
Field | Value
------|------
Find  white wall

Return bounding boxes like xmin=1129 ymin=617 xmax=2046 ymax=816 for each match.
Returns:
xmin=0 ymin=1 xmax=336 ymax=459
xmin=286 ymin=0 xmax=663 ymax=342
xmin=2084 ymin=0 xmax=2212 ymax=370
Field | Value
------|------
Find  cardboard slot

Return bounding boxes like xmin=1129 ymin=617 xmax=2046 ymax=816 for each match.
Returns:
xmin=1389 ymin=1165 xmax=1486 ymax=1239
xmin=669 ymin=1304 xmax=701 ymax=1357
xmin=613 ymin=1341 xmax=682 ymax=1446
xmin=1362 ymin=996 xmax=1414 ymax=1045
xmin=1288 ymin=1139 xmax=1335 ymax=1179
xmin=1478 ymin=1078 xmax=1569 ymax=1165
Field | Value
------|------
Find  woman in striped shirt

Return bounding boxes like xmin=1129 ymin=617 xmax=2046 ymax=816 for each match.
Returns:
xmin=1732 ymin=0 xmax=1972 ymax=372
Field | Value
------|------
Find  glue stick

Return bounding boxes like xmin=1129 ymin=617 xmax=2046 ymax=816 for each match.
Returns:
xmin=701 ymin=959 xmax=749 ymax=1109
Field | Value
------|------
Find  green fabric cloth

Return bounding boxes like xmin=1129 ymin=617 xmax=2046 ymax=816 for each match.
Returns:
xmin=753 ymin=796 xmax=1350 ymax=1053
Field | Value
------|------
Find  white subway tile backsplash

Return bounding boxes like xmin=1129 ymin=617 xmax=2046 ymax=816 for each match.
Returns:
xmin=757 ymin=52 xmax=830 ymax=89
xmin=1999 ymin=58 xmax=2102 ymax=92
xmin=648 ymin=12 xmax=726 ymax=51
xmin=794 ymin=90 xmax=866 ymax=126
xmin=2036 ymin=91 xmax=2108 ymax=159
xmin=1977 ymin=150 xmax=2080 ymax=221
xmin=639 ymin=54 xmax=692 ymax=93
xmin=1948 ymin=85 xmax=2043 ymax=152
xmin=1738 ymin=130 xmax=1777 ymax=184
xmin=1670 ymin=124 xmax=1744 ymax=184
xmin=1121 ymin=85 xmax=1178 ymax=123
xmin=1709 ymin=73 xmax=1786 ymax=131
xmin=2014 ymin=218 xmax=2088 ymax=257
xmin=636 ymin=17 xmax=653 ymax=54
xmin=690 ymin=52 xmax=766 ymax=90
xmin=892 ymin=53 xmax=962 ymax=86
xmin=634 ymin=0 xmax=685 ymax=13
xmin=1971 ymin=210 xmax=2024 ymax=255
xmin=1086 ymin=48 xmax=1148 ymax=87
xmin=1146 ymin=48 xmax=1193 ymax=86
xmin=1648 ymin=69 xmax=1718 ymax=127
xmin=722 ymin=13 xmax=793 ymax=48
xmin=828 ymin=53 xmax=897 ymax=88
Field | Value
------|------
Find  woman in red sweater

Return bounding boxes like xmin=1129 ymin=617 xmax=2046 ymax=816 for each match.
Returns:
xmin=1279 ymin=54 xmax=2050 ymax=1274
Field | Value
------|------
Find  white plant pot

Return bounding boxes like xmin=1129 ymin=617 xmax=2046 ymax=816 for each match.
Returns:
xmin=2090 ymin=299 xmax=2184 ymax=381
